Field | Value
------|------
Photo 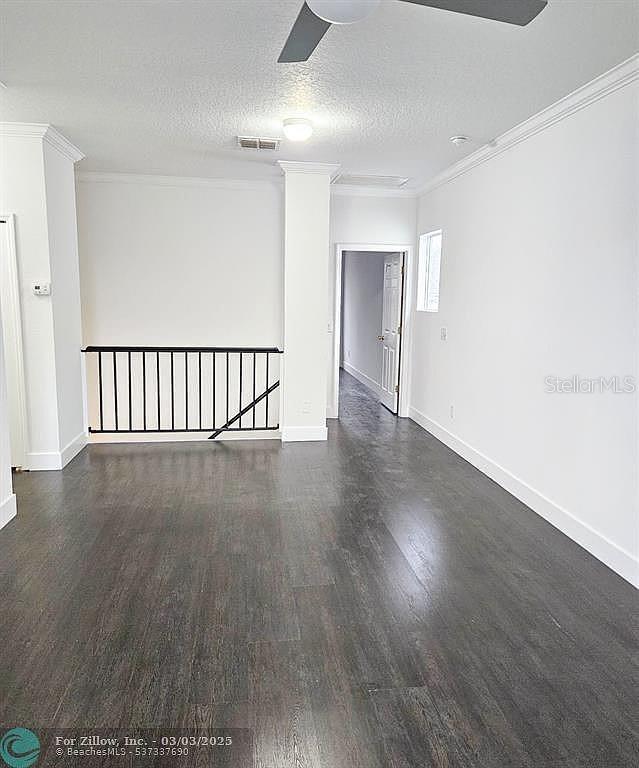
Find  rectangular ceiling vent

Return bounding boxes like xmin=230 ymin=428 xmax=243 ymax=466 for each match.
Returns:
xmin=334 ymin=173 xmax=410 ymax=189
xmin=237 ymin=136 xmax=281 ymax=151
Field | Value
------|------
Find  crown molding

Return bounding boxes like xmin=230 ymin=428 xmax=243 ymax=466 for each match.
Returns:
xmin=78 ymin=170 xmax=415 ymax=197
xmin=278 ymin=160 xmax=341 ymax=178
xmin=0 ymin=121 xmax=48 ymax=140
xmin=44 ymin=126 xmax=85 ymax=163
xmin=417 ymin=53 xmax=639 ymax=197
xmin=0 ymin=122 xmax=84 ymax=162
xmin=76 ymin=171 xmax=282 ymax=191
xmin=331 ymin=183 xmax=417 ymax=199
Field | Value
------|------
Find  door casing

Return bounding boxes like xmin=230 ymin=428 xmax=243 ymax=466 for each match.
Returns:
xmin=331 ymin=242 xmax=414 ymax=420
xmin=0 ymin=214 xmax=29 ymax=469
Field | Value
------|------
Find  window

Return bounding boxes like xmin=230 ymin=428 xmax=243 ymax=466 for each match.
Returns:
xmin=417 ymin=230 xmax=442 ymax=312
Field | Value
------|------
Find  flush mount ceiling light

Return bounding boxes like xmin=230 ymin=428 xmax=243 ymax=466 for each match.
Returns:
xmin=449 ymin=135 xmax=469 ymax=146
xmin=282 ymin=117 xmax=313 ymax=142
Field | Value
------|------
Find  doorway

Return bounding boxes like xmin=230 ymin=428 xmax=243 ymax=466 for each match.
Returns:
xmin=0 ymin=215 xmax=28 ymax=469
xmin=332 ymin=243 xmax=413 ymax=419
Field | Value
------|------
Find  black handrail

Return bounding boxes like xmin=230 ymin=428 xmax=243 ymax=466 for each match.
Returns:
xmin=82 ymin=346 xmax=282 ymax=439
xmin=83 ymin=345 xmax=281 ymax=353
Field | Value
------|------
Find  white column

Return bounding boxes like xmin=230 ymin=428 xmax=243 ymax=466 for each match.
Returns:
xmin=0 ymin=123 xmax=86 ymax=469
xmin=279 ymin=161 xmax=339 ymax=442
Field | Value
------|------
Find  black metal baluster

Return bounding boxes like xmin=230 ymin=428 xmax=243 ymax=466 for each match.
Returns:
xmin=226 ymin=352 xmax=229 ymax=425
xmin=128 ymin=350 xmax=132 ymax=430
xmin=185 ymin=351 xmax=189 ymax=430
xmin=239 ymin=352 xmax=243 ymax=429
xmin=142 ymin=352 xmax=147 ymax=430
xmin=252 ymin=352 xmax=256 ymax=428
xmin=212 ymin=353 xmax=216 ymax=429
xmin=265 ymin=352 xmax=269 ymax=429
xmin=156 ymin=352 xmax=161 ymax=430
xmin=198 ymin=351 xmax=202 ymax=430
xmin=113 ymin=351 xmax=119 ymax=430
xmin=171 ymin=351 xmax=175 ymax=430
xmin=98 ymin=351 xmax=104 ymax=431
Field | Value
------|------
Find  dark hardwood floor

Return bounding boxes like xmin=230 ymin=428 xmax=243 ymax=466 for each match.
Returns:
xmin=1 ymin=371 xmax=637 ymax=767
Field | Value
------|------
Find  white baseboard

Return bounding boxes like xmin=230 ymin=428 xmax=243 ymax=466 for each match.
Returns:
xmin=281 ymin=425 xmax=328 ymax=442
xmin=26 ymin=450 xmax=63 ymax=471
xmin=342 ymin=362 xmax=383 ymax=400
xmin=26 ymin=431 xmax=87 ymax=471
xmin=61 ymin=432 xmax=87 ymax=466
xmin=89 ymin=430 xmax=281 ymax=444
xmin=409 ymin=406 xmax=639 ymax=589
xmin=0 ymin=493 xmax=17 ymax=531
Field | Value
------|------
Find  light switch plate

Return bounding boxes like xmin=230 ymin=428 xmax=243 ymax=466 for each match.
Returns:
xmin=33 ymin=282 xmax=51 ymax=296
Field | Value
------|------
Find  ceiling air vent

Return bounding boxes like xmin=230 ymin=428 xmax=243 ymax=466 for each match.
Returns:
xmin=237 ymin=136 xmax=281 ymax=151
xmin=334 ymin=174 xmax=410 ymax=189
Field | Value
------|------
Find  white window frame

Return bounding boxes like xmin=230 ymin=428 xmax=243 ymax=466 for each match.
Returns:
xmin=417 ymin=229 xmax=442 ymax=313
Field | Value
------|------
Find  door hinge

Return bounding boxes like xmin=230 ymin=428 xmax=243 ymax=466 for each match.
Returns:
xmin=394 ymin=384 xmax=399 ymax=393
xmin=397 ymin=325 xmax=402 ymax=335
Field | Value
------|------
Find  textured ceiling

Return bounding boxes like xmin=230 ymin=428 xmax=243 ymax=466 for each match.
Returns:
xmin=1 ymin=0 xmax=637 ymax=188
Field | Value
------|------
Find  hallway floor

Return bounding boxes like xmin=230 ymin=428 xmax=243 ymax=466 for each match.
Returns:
xmin=1 ymin=371 xmax=637 ymax=767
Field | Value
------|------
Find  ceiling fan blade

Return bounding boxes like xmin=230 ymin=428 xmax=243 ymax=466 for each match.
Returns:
xmin=398 ymin=0 xmax=547 ymax=26
xmin=278 ymin=2 xmax=332 ymax=62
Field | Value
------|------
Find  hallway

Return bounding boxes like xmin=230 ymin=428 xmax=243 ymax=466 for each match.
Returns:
xmin=0 ymin=371 xmax=636 ymax=766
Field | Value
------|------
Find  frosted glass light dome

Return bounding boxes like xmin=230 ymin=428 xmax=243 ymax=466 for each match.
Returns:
xmin=283 ymin=118 xmax=313 ymax=142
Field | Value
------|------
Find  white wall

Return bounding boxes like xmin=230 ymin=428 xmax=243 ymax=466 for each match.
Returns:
xmin=0 ymin=315 xmax=17 ymax=530
xmin=330 ymin=192 xmax=417 ymax=248
xmin=328 ymin=191 xmax=417 ymax=414
xmin=340 ymin=250 xmax=386 ymax=395
xmin=0 ymin=127 xmax=85 ymax=469
xmin=410 ymin=77 xmax=639 ymax=586
xmin=0 ymin=134 xmax=59 ymax=461
xmin=44 ymin=142 xmax=86 ymax=455
xmin=77 ymin=174 xmax=283 ymax=347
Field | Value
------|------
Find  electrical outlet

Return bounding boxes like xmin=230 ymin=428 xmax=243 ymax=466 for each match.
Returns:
xmin=302 ymin=401 xmax=311 ymax=414
xmin=440 ymin=327 xmax=447 ymax=341
xmin=450 ymin=405 xmax=455 ymax=419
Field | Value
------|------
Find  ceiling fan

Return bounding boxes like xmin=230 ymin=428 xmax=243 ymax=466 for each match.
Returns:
xmin=278 ymin=0 xmax=548 ymax=62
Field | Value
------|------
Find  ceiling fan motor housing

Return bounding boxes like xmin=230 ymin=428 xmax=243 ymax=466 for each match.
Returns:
xmin=307 ymin=0 xmax=381 ymax=25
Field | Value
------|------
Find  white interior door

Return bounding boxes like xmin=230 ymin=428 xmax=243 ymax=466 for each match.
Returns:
xmin=0 ymin=216 xmax=28 ymax=468
xmin=379 ymin=253 xmax=403 ymax=413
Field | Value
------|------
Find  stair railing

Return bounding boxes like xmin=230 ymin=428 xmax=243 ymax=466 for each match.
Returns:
xmin=82 ymin=346 xmax=282 ymax=439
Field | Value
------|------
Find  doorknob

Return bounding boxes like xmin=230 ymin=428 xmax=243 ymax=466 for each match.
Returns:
xmin=377 ymin=335 xmax=385 ymax=341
